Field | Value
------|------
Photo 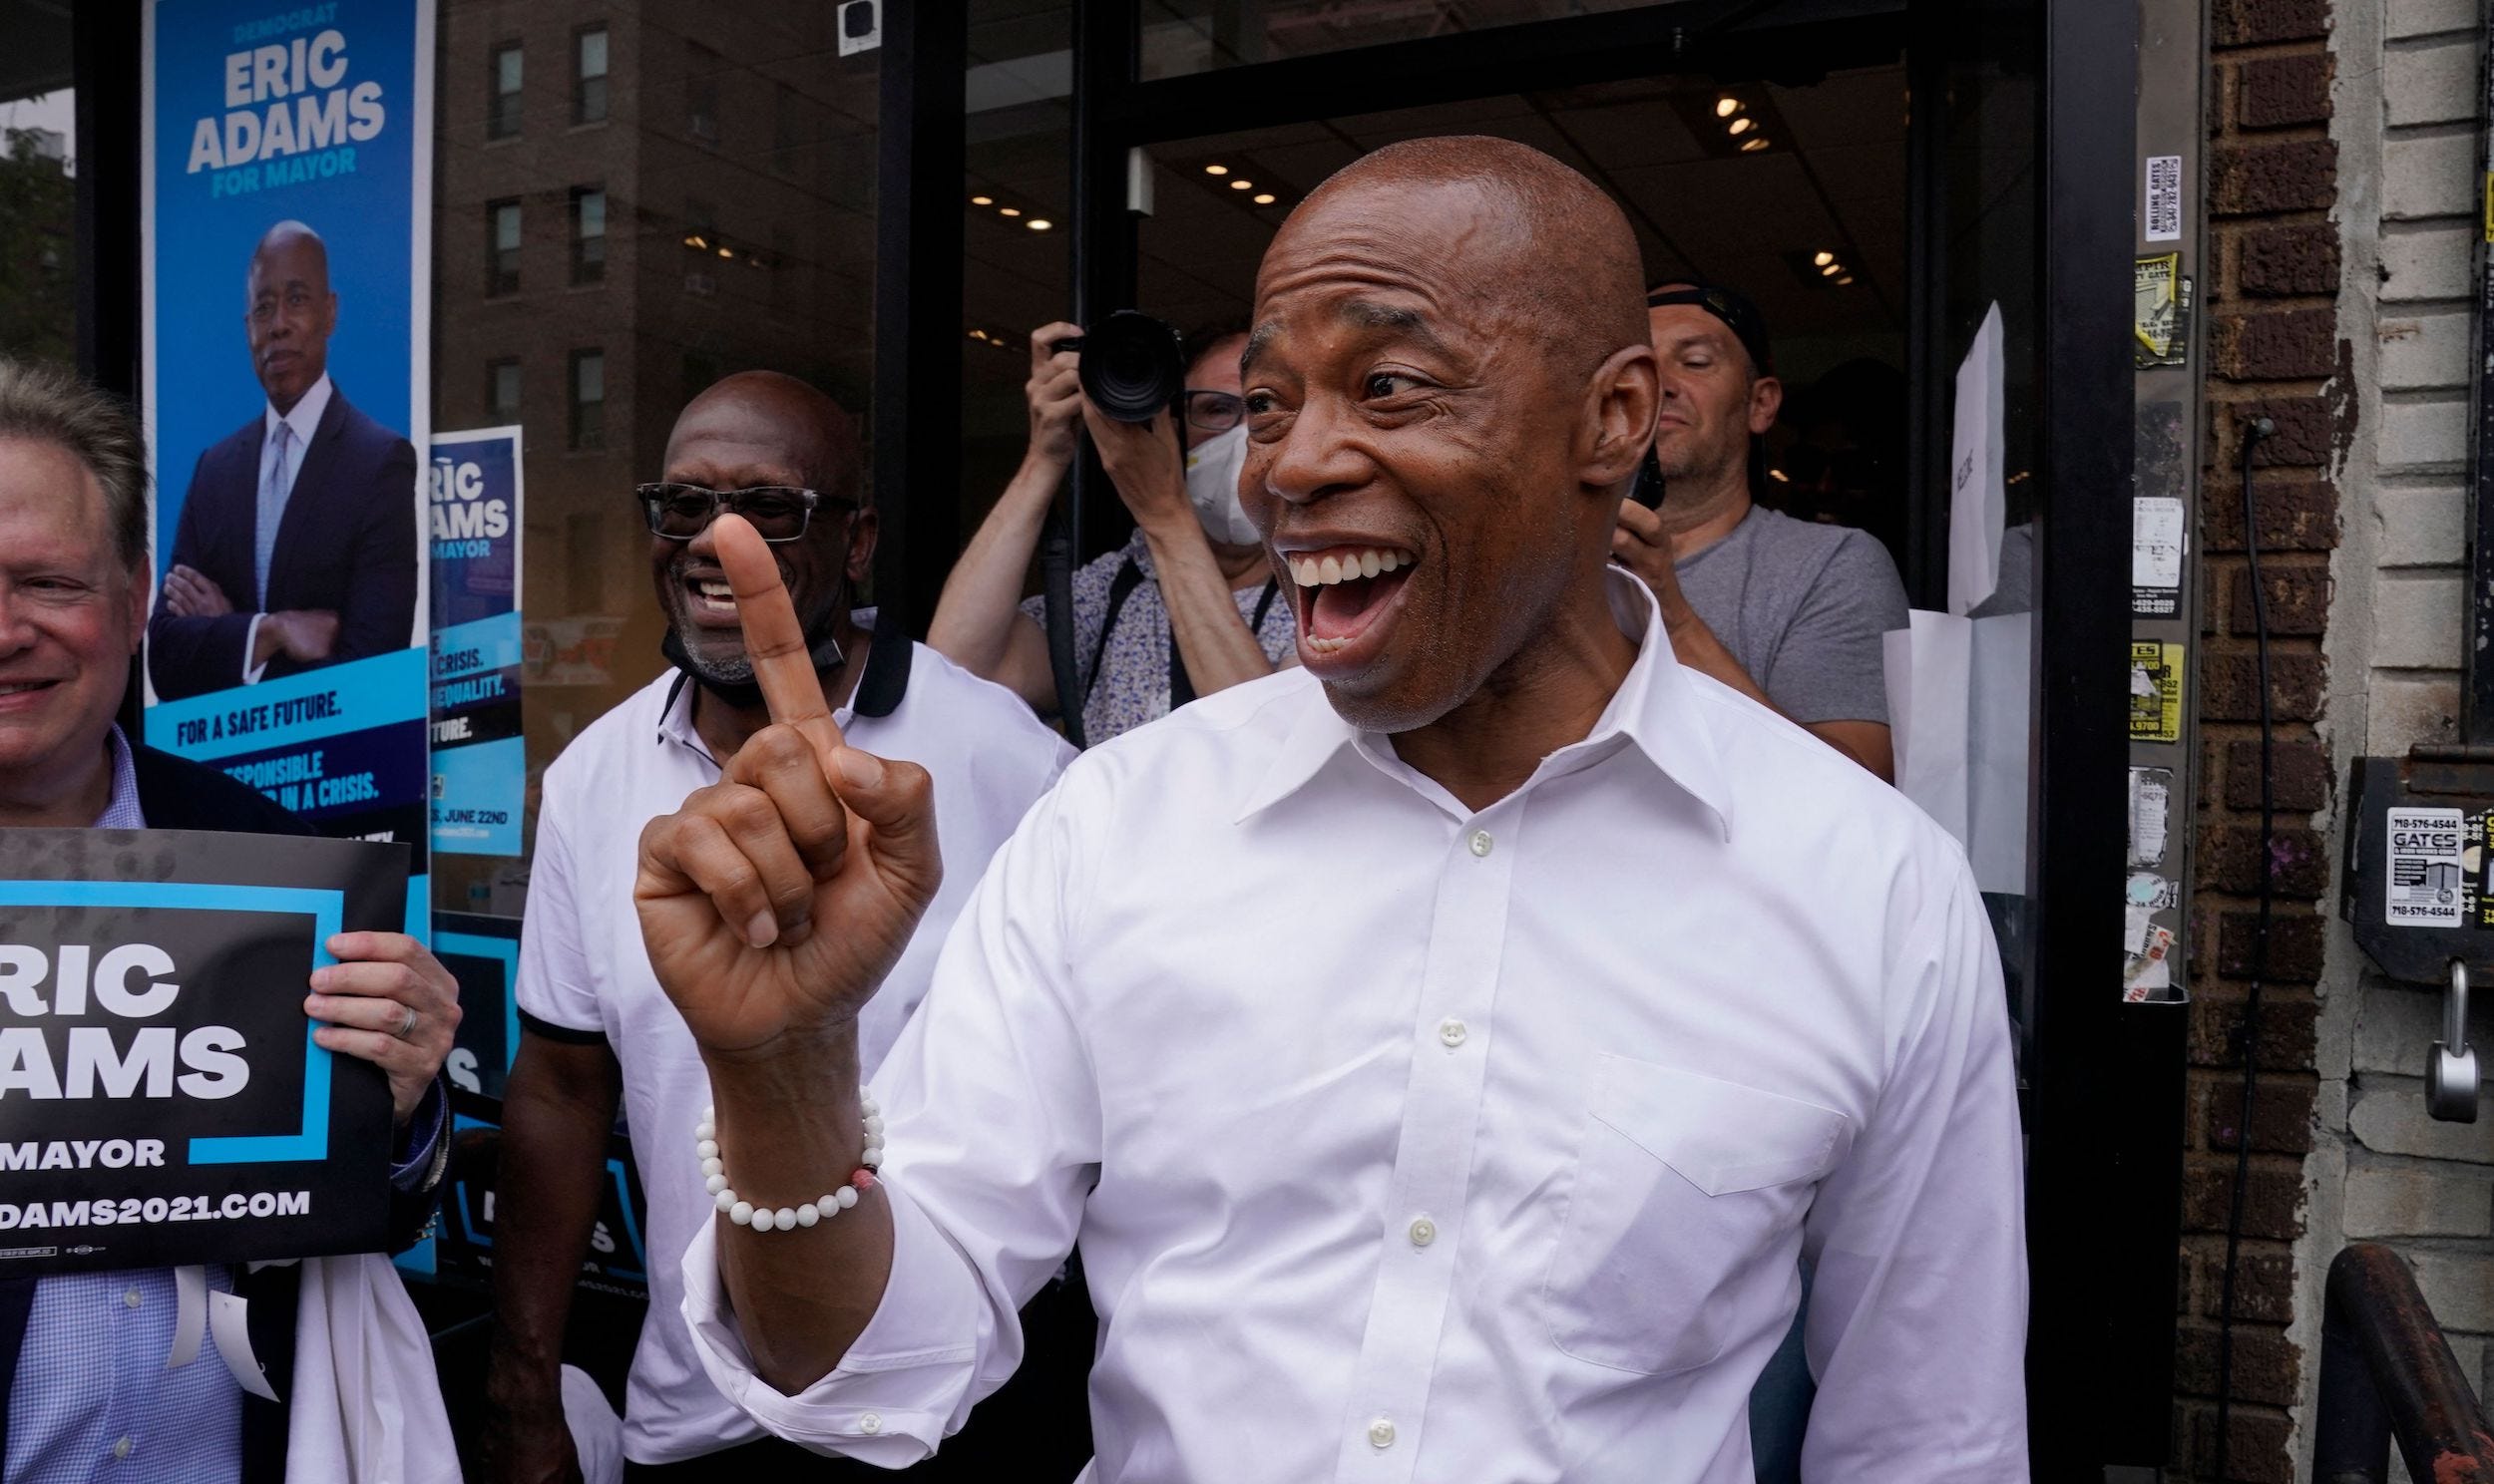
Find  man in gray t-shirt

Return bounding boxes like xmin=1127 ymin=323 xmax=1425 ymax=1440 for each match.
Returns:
xmin=1613 ymin=282 xmax=1908 ymax=780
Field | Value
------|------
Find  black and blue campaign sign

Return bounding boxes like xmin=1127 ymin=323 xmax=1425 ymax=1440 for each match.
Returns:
xmin=434 ymin=910 xmax=519 ymax=1101
xmin=143 ymin=0 xmax=436 ymax=929
xmin=0 ymin=829 xmax=403 ymax=1276
xmin=429 ymin=428 xmax=525 ymax=859
xmin=434 ymin=1090 xmax=651 ymax=1302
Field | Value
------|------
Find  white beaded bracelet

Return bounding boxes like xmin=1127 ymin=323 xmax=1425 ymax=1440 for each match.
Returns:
xmin=696 ymin=1092 xmax=886 ymax=1234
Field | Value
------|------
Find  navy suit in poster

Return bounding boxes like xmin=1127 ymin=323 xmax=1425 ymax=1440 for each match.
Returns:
xmin=148 ymin=387 xmax=418 ymax=700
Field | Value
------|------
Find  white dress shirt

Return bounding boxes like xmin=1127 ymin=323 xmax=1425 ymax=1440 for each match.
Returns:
xmin=682 ymin=571 xmax=2029 ymax=1483
xmin=518 ymin=618 xmax=1073 ymax=1465
xmin=239 ymin=372 xmax=333 ymax=684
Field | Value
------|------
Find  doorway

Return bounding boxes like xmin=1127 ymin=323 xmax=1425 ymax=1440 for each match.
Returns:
xmin=951 ymin=1 xmax=2154 ymax=1472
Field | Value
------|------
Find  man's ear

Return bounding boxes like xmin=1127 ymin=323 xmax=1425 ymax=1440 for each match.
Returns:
xmin=1748 ymin=375 xmax=1784 ymax=436
xmin=845 ymin=506 xmax=880 ymax=585
xmin=1584 ymin=342 xmax=1660 ymax=491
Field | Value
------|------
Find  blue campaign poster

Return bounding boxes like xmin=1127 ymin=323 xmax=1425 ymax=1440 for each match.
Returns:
xmin=141 ymin=0 xmax=435 ymax=929
xmin=428 ymin=428 xmax=524 ymax=857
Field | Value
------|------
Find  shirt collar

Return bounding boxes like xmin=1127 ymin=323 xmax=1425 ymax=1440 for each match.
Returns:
xmin=93 ymin=725 xmax=145 ymax=829
xmin=657 ymin=608 xmax=915 ymax=757
xmin=1232 ymin=567 xmax=1734 ymax=837
xmin=264 ymin=372 xmax=333 ymax=450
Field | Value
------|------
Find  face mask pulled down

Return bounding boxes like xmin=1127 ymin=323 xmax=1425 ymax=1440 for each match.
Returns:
xmin=1184 ymin=425 xmax=1259 ymax=548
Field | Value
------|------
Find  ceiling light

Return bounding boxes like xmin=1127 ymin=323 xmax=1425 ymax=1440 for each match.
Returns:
xmin=1715 ymin=97 xmax=1741 ymax=118
xmin=1837 ymin=274 xmax=1854 ymax=285
xmin=1253 ymin=192 xmax=1277 ymax=205
xmin=970 ymin=329 xmax=988 ymax=340
xmin=684 ymin=234 xmax=706 ymax=248
xmin=716 ymin=245 xmax=734 ymax=258
xmin=1727 ymin=118 xmax=1753 ymax=136
xmin=971 ymin=194 xmax=994 ymax=206
xmin=1231 ymin=180 xmax=1253 ymax=190
xmin=1768 ymin=468 xmax=1789 ymax=483
xmin=1820 ymin=261 xmax=1842 ymax=276
xmin=1000 ymin=206 xmax=1022 ymax=217
xmin=1813 ymin=250 xmax=1835 ymax=266
xmin=1027 ymin=218 xmax=1053 ymax=231
xmin=1740 ymin=137 xmax=1770 ymax=153
xmin=1205 ymin=164 xmax=1229 ymax=176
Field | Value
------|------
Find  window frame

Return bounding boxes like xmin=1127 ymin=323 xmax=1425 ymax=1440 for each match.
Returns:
xmin=573 ymin=26 xmax=611 ymax=127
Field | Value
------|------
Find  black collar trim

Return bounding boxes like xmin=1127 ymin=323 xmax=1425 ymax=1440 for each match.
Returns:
xmin=852 ymin=611 xmax=914 ymax=719
xmin=655 ymin=611 xmax=912 ymax=746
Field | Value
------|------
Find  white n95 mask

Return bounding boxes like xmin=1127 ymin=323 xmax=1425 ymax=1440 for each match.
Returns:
xmin=1184 ymin=425 xmax=1259 ymax=548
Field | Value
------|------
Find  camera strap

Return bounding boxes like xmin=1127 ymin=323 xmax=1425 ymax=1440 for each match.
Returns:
xmin=1091 ymin=556 xmax=1282 ymax=716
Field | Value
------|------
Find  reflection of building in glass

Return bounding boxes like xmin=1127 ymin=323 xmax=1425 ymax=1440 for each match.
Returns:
xmin=430 ymin=1 xmax=879 ymax=903
xmin=0 ymin=123 xmax=76 ymax=367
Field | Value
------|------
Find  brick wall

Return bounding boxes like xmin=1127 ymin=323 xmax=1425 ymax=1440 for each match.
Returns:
xmin=2178 ymin=2 xmax=2345 ymax=1476
xmin=2180 ymin=0 xmax=2493 ymax=1479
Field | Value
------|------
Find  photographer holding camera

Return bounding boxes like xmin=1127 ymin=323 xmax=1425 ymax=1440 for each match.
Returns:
xmin=931 ymin=317 xmax=1295 ymax=744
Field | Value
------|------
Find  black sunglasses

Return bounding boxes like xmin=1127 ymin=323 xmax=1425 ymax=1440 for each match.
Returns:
xmin=634 ymin=484 xmax=858 ymax=544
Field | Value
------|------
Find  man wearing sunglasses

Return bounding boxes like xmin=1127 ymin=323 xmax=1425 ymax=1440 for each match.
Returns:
xmin=931 ymin=320 xmax=1297 ymax=743
xmin=480 ymin=372 xmax=1075 ymax=1482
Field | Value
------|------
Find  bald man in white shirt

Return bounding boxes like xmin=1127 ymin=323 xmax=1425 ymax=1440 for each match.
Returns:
xmin=631 ymin=138 xmax=2028 ymax=1482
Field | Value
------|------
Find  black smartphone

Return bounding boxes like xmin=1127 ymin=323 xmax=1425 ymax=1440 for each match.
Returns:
xmin=1629 ymin=446 xmax=1666 ymax=510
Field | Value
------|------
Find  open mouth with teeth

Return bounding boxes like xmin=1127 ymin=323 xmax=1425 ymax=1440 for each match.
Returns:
xmin=1287 ymin=546 xmax=1418 ymax=660
xmin=683 ymin=573 xmax=740 ymax=621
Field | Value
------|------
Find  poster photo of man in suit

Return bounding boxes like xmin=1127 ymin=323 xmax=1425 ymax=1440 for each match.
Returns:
xmin=148 ymin=218 xmax=419 ymax=701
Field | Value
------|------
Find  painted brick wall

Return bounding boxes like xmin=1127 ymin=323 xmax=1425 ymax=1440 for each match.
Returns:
xmin=2305 ymin=4 xmax=2494 ymax=1482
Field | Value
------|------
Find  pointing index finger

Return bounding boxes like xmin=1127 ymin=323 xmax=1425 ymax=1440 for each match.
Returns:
xmin=714 ymin=513 xmax=847 ymax=762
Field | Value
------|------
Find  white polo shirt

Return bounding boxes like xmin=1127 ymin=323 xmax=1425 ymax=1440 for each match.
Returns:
xmin=515 ymin=614 xmax=1073 ymax=1465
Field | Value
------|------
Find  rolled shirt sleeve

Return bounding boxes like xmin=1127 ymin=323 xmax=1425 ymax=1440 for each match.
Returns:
xmin=678 ymin=773 xmax=1105 ymax=1460
xmin=1799 ymin=841 xmax=2028 ymax=1478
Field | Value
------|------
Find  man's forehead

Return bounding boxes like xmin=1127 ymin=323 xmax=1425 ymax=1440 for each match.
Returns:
xmin=1648 ymin=303 xmax=1740 ymax=353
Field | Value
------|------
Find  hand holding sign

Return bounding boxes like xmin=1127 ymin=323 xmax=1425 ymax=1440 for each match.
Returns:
xmin=632 ymin=515 xmax=943 ymax=1060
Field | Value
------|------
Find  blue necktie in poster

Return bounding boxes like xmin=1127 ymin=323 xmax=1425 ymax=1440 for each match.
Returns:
xmin=140 ymin=0 xmax=436 ymax=929
xmin=428 ymin=428 xmax=524 ymax=857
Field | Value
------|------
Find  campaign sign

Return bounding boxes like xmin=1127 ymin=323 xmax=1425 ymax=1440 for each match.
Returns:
xmin=434 ymin=911 xmax=519 ymax=1101
xmin=0 ymin=830 xmax=403 ymax=1276
xmin=429 ymin=428 xmax=525 ymax=858
xmin=436 ymin=1090 xmax=650 ymax=1302
xmin=142 ymin=0 xmax=437 ymax=929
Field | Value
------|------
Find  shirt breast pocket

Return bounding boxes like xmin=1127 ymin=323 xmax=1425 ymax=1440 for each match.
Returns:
xmin=1543 ymin=1055 xmax=1851 ymax=1377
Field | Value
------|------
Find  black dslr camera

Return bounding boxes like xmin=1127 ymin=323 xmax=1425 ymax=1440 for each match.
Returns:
xmin=1050 ymin=310 xmax=1187 ymax=423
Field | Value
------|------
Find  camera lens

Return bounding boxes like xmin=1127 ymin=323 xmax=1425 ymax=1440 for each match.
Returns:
xmin=1075 ymin=310 xmax=1187 ymax=423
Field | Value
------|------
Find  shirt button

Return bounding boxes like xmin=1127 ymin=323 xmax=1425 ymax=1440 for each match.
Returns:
xmin=1467 ymin=829 xmax=1492 ymax=858
xmin=1409 ymin=1216 xmax=1438 ymax=1248
xmin=858 ymin=1412 xmax=883 ymax=1435
xmin=113 ymin=1437 xmax=133 ymax=1460
xmin=1438 ymin=1018 xmax=1467 ymax=1048
xmin=1368 ymin=1416 xmax=1397 ymax=1449
xmin=122 ymin=1288 xmax=141 ymax=1309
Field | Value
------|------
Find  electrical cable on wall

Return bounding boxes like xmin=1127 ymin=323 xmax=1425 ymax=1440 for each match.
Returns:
xmin=2212 ymin=413 xmax=2277 ymax=1482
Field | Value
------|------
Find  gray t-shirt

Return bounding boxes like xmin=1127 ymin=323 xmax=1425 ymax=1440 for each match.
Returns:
xmin=1673 ymin=506 xmax=1910 ymax=725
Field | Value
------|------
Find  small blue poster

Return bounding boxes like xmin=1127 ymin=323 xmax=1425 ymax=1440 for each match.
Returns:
xmin=427 ymin=428 xmax=524 ymax=857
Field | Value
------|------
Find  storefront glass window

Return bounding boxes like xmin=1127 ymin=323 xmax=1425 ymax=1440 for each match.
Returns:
xmin=0 ymin=79 xmax=77 ymax=372
xmin=430 ymin=4 xmax=881 ymax=915
xmin=963 ymin=1 xmax=1074 ymax=544
xmin=1141 ymin=0 xmax=1661 ymax=79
